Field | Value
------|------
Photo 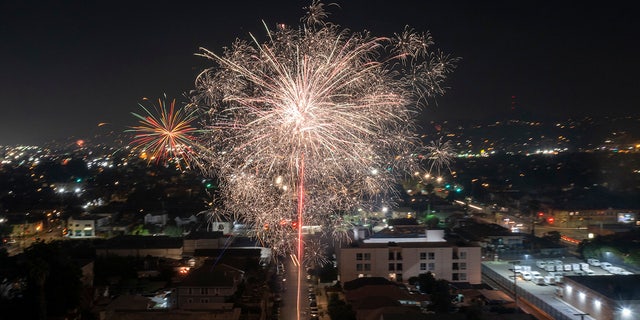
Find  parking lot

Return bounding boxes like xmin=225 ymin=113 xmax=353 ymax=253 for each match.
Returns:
xmin=481 ymin=254 xmax=637 ymax=320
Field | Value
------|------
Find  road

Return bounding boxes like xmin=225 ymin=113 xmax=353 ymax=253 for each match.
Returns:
xmin=456 ymin=199 xmax=592 ymax=245
xmin=279 ymin=255 xmax=309 ymax=320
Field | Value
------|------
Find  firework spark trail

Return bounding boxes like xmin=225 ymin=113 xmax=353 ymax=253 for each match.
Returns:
xmin=129 ymin=96 xmax=200 ymax=167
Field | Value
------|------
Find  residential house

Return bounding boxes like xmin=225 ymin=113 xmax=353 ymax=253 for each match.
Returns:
xmin=175 ymin=259 xmax=245 ymax=309
xmin=95 ymin=235 xmax=183 ymax=260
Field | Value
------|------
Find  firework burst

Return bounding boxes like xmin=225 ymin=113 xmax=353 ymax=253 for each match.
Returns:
xmin=190 ymin=3 xmax=457 ymax=254
xmin=303 ymin=238 xmax=331 ymax=269
xmin=129 ymin=96 xmax=200 ymax=168
xmin=425 ymin=137 xmax=455 ymax=176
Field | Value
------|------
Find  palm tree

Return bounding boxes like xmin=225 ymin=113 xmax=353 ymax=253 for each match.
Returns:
xmin=28 ymin=257 xmax=49 ymax=320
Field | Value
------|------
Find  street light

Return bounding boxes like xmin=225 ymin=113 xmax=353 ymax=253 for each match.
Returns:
xmin=509 ymin=260 xmax=520 ymax=309
xmin=621 ymin=308 xmax=632 ymax=318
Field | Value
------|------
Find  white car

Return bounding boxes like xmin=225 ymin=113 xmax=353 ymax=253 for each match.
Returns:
xmin=530 ymin=271 xmax=542 ymax=278
xmin=521 ymin=271 xmax=533 ymax=281
xmin=532 ymin=276 xmax=546 ymax=285
xmin=587 ymin=258 xmax=601 ymax=267
xmin=600 ymin=262 xmax=613 ymax=271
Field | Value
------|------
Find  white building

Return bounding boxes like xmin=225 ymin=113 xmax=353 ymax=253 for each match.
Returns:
xmin=338 ymin=227 xmax=482 ymax=284
xmin=68 ymin=217 xmax=94 ymax=238
xmin=144 ymin=212 xmax=169 ymax=226
xmin=67 ymin=214 xmax=110 ymax=238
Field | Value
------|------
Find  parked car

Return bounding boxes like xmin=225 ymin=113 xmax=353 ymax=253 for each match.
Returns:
xmin=600 ymin=262 xmax=613 ymax=271
xmin=521 ymin=271 xmax=533 ymax=281
xmin=587 ymin=258 xmax=601 ymax=267
xmin=532 ymin=275 xmax=545 ymax=285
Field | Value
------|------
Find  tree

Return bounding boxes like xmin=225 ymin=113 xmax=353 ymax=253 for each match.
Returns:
xmin=23 ymin=241 xmax=82 ymax=318
xmin=418 ymin=272 xmax=452 ymax=313
xmin=431 ymin=279 xmax=453 ymax=313
xmin=131 ymin=224 xmax=150 ymax=235
xmin=543 ymin=231 xmax=561 ymax=243
xmin=328 ymin=293 xmax=356 ymax=320
xmin=27 ymin=256 xmax=49 ymax=320
xmin=163 ymin=224 xmax=183 ymax=237
xmin=418 ymin=272 xmax=437 ymax=294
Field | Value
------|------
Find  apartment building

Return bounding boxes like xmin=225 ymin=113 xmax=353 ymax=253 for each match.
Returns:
xmin=338 ymin=227 xmax=482 ymax=284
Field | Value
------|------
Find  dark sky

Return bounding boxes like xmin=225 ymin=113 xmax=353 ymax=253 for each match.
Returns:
xmin=1 ymin=0 xmax=638 ymax=145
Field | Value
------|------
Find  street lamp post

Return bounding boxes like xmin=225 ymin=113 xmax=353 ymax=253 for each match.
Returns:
xmin=573 ymin=313 xmax=589 ymax=320
xmin=510 ymin=260 xmax=520 ymax=309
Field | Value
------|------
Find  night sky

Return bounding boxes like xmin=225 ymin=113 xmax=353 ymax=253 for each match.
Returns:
xmin=1 ymin=0 xmax=638 ymax=145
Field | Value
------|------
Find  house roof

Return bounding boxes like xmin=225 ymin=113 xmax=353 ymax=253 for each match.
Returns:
xmin=344 ymin=277 xmax=430 ymax=306
xmin=366 ymin=306 xmax=429 ymax=320
xmin=343 ymin=240 xmax=471 ymax=249
xmin=178 ymin=260 xmax=244 ymax=288
xmin=355 ymin=295 xmax=401 ymax=310
xmin=98 ymin=235 xmax=183 ymax=249
xmin=184 ymin=230 xmax=224 ymax=240
xmin=194 ymin=248 xmax=262 ymax=258
xmin=344 ymin=277 xmax=394 ymax=290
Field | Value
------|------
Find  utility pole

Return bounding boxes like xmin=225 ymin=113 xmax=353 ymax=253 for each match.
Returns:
xmin=509 ymin=260 xmax=520 ymax=309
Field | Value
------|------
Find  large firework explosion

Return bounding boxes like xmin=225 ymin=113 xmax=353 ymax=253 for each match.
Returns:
xmin=188 ymin=1 xmax=458 ymax=254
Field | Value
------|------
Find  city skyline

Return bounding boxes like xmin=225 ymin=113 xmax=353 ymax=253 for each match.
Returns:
xmin=1 ymin=0 xmax=638 ymax=145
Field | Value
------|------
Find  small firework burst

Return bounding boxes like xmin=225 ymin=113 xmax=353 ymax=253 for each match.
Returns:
xmin=425 ymin=137 xmax=455 ymax=176
xmin=303 ymin=238 xmax=331 ymax=269
xmin=129 ymin=96 xmax=199 ymax=167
